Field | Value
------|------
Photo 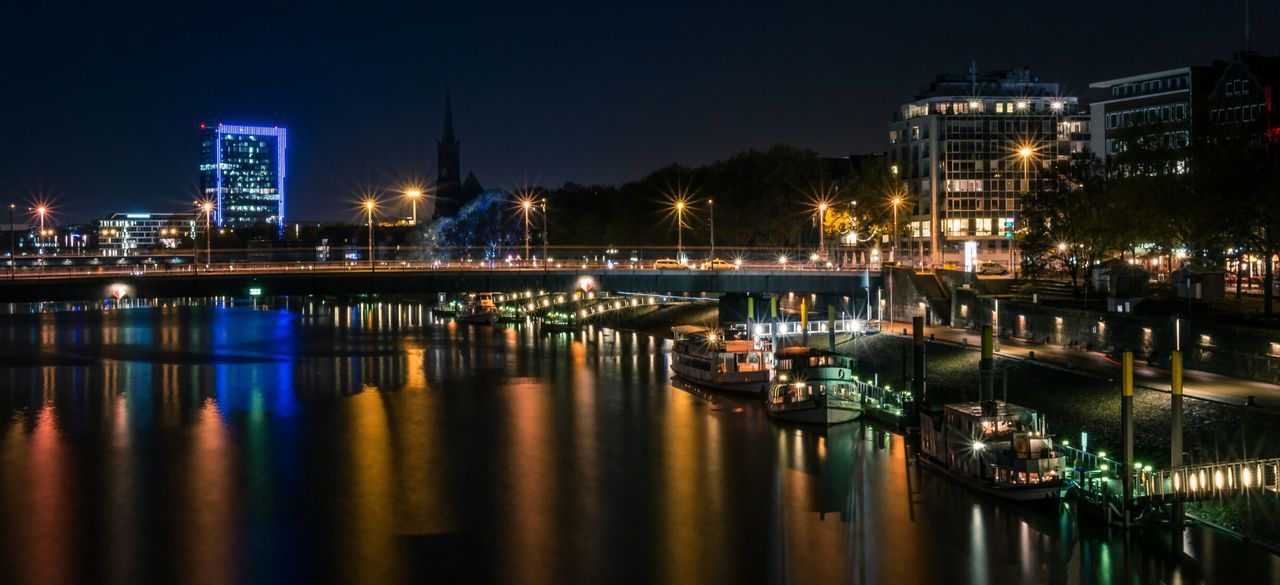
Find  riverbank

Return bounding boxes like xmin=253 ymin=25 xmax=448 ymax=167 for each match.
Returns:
xmin=842 ymin=333 xmax=1280 ymax=546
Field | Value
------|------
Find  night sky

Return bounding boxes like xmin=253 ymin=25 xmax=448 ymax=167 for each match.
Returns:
xmin=3 ymin=1 xmax=1276 ymax=223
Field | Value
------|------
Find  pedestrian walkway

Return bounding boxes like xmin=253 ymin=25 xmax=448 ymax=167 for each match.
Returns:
xmin=880 ymin=320 xmax=1280 ymax=410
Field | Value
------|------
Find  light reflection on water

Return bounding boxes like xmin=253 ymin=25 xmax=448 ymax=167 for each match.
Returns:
xmin=0 ymin=298 xmax=1276 ymax=584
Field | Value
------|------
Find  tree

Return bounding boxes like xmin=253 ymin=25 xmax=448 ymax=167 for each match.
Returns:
xmin=1201 ymin=135 xmax=1280 ymax=316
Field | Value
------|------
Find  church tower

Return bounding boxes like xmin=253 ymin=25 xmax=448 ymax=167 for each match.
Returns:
xmin=435 ymin=86 xmax=462 ymax=217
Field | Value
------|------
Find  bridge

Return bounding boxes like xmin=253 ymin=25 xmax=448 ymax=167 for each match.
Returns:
xmin=1063 ymin=444 xmax=1279 ymax=522
xmin=0 ymin=261 xmax=883 ymax=302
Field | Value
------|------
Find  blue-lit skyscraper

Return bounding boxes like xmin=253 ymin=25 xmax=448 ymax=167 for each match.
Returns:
xmin=200 ymin=123 xmax=287 ymax=228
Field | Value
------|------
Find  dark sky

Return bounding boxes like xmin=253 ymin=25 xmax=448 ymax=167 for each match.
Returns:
xmin=2 ymin=1 xmax=1276 ymax=223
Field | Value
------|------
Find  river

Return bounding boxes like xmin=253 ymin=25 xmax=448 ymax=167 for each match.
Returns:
xmin=0 ymin=298 xmax=1276 ymax=584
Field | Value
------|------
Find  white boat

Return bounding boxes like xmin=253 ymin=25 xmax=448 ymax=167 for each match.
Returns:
xmin=457 ymin=293 xmax=499 ymax=324
xmin=670 ymin=325 xmax=772 ymax=394
xmin=918 ymin=400 xmax=1066 ymax=502
xmin=764 ymin=347 xmax=861 ymax=425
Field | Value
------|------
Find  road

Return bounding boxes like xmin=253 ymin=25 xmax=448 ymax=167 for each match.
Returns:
xmin=881 ymin=320 xmax=1280 ymax=411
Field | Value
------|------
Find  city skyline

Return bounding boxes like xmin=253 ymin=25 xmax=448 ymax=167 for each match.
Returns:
xmin=1 ymin=1 xmax=1276 ymax=223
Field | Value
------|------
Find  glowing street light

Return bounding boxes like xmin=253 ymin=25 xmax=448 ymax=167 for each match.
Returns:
xmin=363 ymin=198 xmax=378 ymax=273
xmin=405 ymin=189 xmax=423 ymax=226
xmin=708 ymin=198 xmax=715 ymax=260
xmin=517 ymin=195 xmax=535 ymax=263
xmin=1011 ymin=142 xmax=1039 ymax=277
xmin=196 ymin=199 xmax=214 ymax=271
xmin=673 ymin=197 xmax=688 ymax=263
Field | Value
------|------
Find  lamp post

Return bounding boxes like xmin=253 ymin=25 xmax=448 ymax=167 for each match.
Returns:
xmin=364 ymin=199 xmax=377 ymax=273
xmin=520 ymin=198 xmax=533 ymax=264
xmin=708 ymin=198 xmax=715 ymax=260
xmin=890 ymin=195 xmax=903 ymax=264
xmin=541 ymin=197 xmax=548 ymax=267
xmin=675 ymin=199 xmax=686 ymax=264
xmin=406 ymin=190 xmax=422 ymax=226
xmin=8 ymin=203 xmax=14 ymax=280
xmin=1015 ymin=145 xmax=1034 ymax=277
xmin=817 ymin=201 xmax=828 ymax=257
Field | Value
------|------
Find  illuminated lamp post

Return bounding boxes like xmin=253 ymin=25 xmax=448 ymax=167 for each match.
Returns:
xmin=406 ymin=189 xmax=422 ymax=226
xmin=364 ymin=198 xmax=377 ymax=273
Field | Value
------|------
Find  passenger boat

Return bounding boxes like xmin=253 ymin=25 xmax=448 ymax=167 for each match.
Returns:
xmin=670 ymin=325 xmax=772 ymax=394
xmin=917 ymin=400 xmax=1066 ymax=502
xmin=457 ymin=293 xmax=499 ymax=324
xmin=764 ymin=347 xmax=861 ymax=424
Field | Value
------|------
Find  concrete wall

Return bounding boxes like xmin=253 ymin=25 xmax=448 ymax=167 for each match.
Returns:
xmin=951 ymin=287 xmax=1280 ymax=385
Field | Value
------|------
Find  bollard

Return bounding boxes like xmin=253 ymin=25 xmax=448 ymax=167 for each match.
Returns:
xmin=1121 ymin=350 xmax=1135 ymax=527
xmin=912 ymin=316 xmax=926 ymax=417
xmin=800 ymin=296 xmax=808 ymax=346
xmin=1171 ymin=350 xmax=1185 ymax=550
xmin=747 ymin=295 xmax=755 ymax=325
xmin=828 ymin=304 xmax=837 ymax=352
xmin=770 ymin=295 xmax=779 ymax=351
xmin=980 ymin=325 xmax=994 ymax=402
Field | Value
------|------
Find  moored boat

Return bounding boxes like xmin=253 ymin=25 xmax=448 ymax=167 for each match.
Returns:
xmin=457 ymin=293 xmax=499 ymax=324
xmin=670 ymin=325 xmax=772 ymax=394
xmin=764 ymin=347 xmax=861 ymax=424
xmin=917 ymin=400 xmax=1066 ymax=502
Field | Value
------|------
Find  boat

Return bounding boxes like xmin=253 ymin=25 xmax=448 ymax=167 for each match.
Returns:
xmin=431 ymin=298 xmax=462 ymax=317
xmin=917 ymin=400 xmax=1066 ymax=502
xmin=540 ymin=310 xmax=578 ymax=333
xmin=457 ymin=293 xmax=499 ymax=324
xmin=670 ymin=325 xmax=772 ymax=394
xmin=764 ymin=347 xmax=861 ymax=424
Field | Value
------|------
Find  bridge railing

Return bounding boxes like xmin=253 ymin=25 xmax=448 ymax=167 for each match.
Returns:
xmin=747 ymin=319 xmax=880 ymax=338
xmin=1144 ymin=458 xmax=1279 ymax=502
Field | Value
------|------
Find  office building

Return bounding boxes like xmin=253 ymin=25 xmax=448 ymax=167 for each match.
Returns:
xmin=95 ymin=212 xmax=198 ymax=255
xmin=887 ymin=65 xmax=1086 ymax=267
xmin=1089 ymin=52 xmax=1280 ymax=174
xmin=200 ymin=123 xmax=287 ymax=228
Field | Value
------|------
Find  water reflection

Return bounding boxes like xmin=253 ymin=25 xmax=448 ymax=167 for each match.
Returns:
xmin=0 ymin=299 xmax=1276 ymax=584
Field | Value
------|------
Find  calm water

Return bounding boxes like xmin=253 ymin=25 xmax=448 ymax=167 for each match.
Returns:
xmin=1 ymin=299 xmax=1277 ymax=585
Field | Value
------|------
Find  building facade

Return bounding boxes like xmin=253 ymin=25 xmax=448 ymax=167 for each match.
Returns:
xmin=200 ymin=123 xmax=287 ymax=228
xmin=887 ymin=66 xmax=1086 ymax=268
xmin=95 ymin=212 xmax=198 ymax=255
xmin=1088 ymin=66 xmax=1219 ymax=175
xmin=1207 ymin=51 xmax=1280 ymax=141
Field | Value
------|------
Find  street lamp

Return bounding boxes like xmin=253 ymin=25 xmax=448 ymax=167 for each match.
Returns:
xmin=518 ymin=196 xmax=534 ymax=263
xmin=817 ymin=201 xmax=828 ymax=257
xmin=541 ymin=197 xmax=549 ymax=266
xmin=1013 ymin=143 xmax=1038 ymax=277
xmin=889 ymin=195 xmax=904 ymax=264
xmin=363 ymin=198 xmax=378 ymax=273
xmin=674 ymin=198 xmax=687 ymax=264
xmin=7 ymin=203 xmax=14 ymax=280
xmin=708 ymin=198 xmax=715 ymax=260
xmin=406 ymin=189 xmax=422 ymax=226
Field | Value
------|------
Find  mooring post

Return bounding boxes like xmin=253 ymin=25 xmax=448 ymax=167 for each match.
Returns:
xmin=912 ymin=316 xmax=925 ymax=415
xmin=980 ymin=325 xmax=994 ymax=402
xmin=770 ymin=295 xmax=779 ymax=351
xmin=800 ymin=296 xmax=809 ymax=346
xmin=1171 ymin=350 xmax=1185 ymax=549
xmin=1122 ymin=350 xmax=1135 ymax=527
xmin=747 ymin=294 xmax=755 ymax=328
xmin=828 ymin=304 xmax=837 ymax=352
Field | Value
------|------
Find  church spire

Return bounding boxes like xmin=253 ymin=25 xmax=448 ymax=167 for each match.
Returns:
xmin=442 ymin=85 xmax=456 ymax=143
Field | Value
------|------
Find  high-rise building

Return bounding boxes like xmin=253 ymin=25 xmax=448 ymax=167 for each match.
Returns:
xmin=887 ymin=66 xmax=1086 ymax=267
xmin=200 ymin=123 xmax=287 ymax=228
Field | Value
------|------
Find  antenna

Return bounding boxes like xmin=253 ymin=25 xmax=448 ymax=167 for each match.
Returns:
xmin=1245 ymin=0 xmax=1251 ymax=51
xmin=970 ymin=60 xmax=977 ymax=94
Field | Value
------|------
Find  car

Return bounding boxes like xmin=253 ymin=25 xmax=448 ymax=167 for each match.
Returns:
xmin=653 ymin=258 xmax=688 ymax=270
xmin=702 ymin=258 xmax=737 ymax=271
xmin=978 ymin=261 xmax=1009 ymax=275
